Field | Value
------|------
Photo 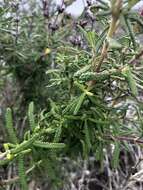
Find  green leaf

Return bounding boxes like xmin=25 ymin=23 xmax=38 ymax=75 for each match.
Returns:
xmin=28 ymin=102 xmax=35 ymax=130
xmin=5 ymin=108 xmax=18 ymax=144
xmin=74 ymin=64 xmax=91 ymax=78
xmin=73 ymin=93 xmax=86 ymax=115
xmin=18 ymin=155 xmax=28 ymax=190
xmin=34 ymin=141 xmax=65 ymax=149
xmin=112 ymin=142 xmax=120 ymax=168
xmin=54 ymin=125 xmax=62 ymax=143
xmin=78 ymin=25 xmax=98 ymax=50
xmin=122 ymin=66 xmax=138 ymax=96
xmin=81 ymin=139 xmax=88 ymax=158
xmin=128 ymin=0 xmax=140 ymax=9
xmin=95 ymin=26 xmax=109 ymax=53
xmin=124 ymin=17 xmax=137 ymax=50
xmin=84 ymin=120 xmax=91 ymax=152
xmin=107 ymin=37 xmax=122 ymax=49
xmin=95 ymin=142 xmax=104 ymax=170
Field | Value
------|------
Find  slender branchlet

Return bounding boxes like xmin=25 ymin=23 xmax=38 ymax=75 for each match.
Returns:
xmin=95 ymin=0 xmax=123 ymax=72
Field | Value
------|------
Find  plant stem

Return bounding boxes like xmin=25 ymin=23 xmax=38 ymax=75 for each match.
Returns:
xmin=0 ymin=160 xmax=42 ymax=186
xmin=129 ymin=49 xmax=143 ymax=64
xmin=106 ymin=135 xmax=143 ymax=144
xmin=88 ymin=0 xmax=122 ymax=89
xmin=95 ymin=0 xmax=122 ymax=72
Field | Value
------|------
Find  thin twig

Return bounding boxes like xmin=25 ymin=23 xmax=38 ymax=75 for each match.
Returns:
xmin=95 ymin=0 xmax=122 ymax=72
xmin=129 ymin=50 xmax=143 ymax=65
xmin=106 ymin=135 xmax=143 ymax=144
xmin=88 ymin=0 xmax=122 ymax=88
xmin=0 ymin=160 xmax=42 ymax=186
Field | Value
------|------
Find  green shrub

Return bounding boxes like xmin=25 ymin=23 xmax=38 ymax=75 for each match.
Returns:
xmin=1 ymin=0 xmax=143 ymax=189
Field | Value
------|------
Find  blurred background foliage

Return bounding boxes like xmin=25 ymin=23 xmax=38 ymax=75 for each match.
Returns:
xmin=1 ymin=0 xmax=143 ymax=190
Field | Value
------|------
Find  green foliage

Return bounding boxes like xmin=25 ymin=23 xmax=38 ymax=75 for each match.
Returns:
xmin=18 ymin=155 xmax=28 ymax=190
xmin=28 ymin=101 xmax=36 ymax=130
xmin=1 ymin=0 xmax=143 ymax=189
xmin=112 ymin=142 xmax=120 ymax=168
xmin=73 ymin=93 xmax=86 ymax=115
xmin=33 ymin=141 xmax=65 ymax=149
xmin=5 ymin=108 xmax=28 ymax=190
xmin=128 ymin=0 xmax=140 ymax=9
xmin=124 ymin=16 xmax=137 ymax=50
xmin=5 ymin=108 xmax=18 ymax=144
xmin=43 ymin=0 xmax=143 ymax=164
xmin=122 ymin=66 xmax=138 ymax=96
xmin=1 ymin=106 xmax=65 ymax=189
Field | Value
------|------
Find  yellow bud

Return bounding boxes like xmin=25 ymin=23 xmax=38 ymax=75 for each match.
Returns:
xmin=7 ymin=153 xmax=13 ymax=160
xmin=44 ymin=48 xmax=51 ymax=55
xmin=4 ymin=143 xmax=9 ymax=151
xmin=122 ymin=66 xmax=129 ymax=76
xmin=85 ymin=90 xmax=94 ymax=96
